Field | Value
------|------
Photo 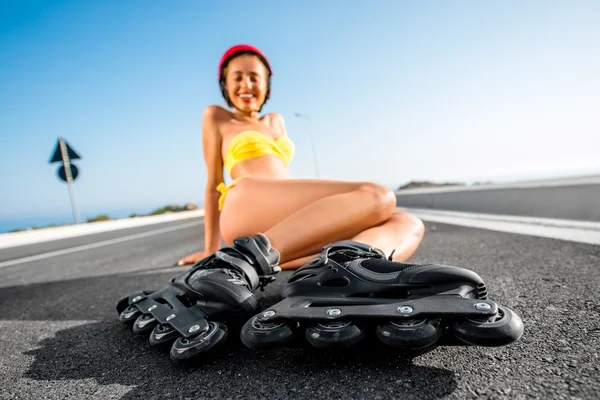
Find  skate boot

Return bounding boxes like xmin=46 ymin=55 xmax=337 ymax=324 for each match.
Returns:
xmin=116 ymin=233 xmax=280 ymax=361
xmin=241 ymin=240 xmax=523 ymax=351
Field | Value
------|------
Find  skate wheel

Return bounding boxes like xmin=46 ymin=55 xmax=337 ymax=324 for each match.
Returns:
xmin=305 ymin=320 xmax=366 ymax=348
xmin=170 ymin=321 xmax=228 ymax=361
xmin=132 ymin=313 xmax=158 ymax=334
xmin=119 ymin=305 xmax=141 ymax=325
xmin=240 ymin=315 xmax=298 ymax=349
xmin=375 ymin=318 xmax=442 ymax=349
xmin=450 ymin=305 xmax=524 ymax=347
xmin=149 ymin=323 xmax=179 ymax=346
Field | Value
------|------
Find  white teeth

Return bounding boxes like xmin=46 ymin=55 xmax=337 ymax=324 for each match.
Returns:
xmin=239 ymin=94 xmax=254 ymax=99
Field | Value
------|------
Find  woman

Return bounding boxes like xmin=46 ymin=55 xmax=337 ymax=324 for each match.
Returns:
xmin=177 ymin=44 xmax=425 ymax=270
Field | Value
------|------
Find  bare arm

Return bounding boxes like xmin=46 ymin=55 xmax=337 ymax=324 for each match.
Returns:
xmin=272 ymin=113 xmax=288 ymax=136
xmin=201 ymin=106 xmax=225 ymax=254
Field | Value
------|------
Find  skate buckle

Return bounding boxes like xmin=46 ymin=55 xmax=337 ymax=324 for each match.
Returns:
xmin=258 ymin=275 xmax=276 ymax=291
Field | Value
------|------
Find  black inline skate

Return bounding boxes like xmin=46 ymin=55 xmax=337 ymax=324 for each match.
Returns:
xmin=241 ymin=240 xmax=523 ymax=350
xmin=116 ymin=234 xmax=280 ymax=361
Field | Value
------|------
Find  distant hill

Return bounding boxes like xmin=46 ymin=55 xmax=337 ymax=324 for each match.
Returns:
xmin=396 ymin=180 xmax=495 ymax=190
xmin=128 ymin=202 xmax=199 ymax=218
xmin=396 ymin=181 xmax=465 ymax=190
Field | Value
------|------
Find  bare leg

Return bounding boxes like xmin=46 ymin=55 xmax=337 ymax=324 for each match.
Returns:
xmin=264 ymin=188 xmax=397 ymax=262
xmin=220 ymin=177 xmax=397 ymax=264
xmin=279 ymin=253 xmax=318 ymax=270
xmin=278 ymin=208 xmax=424 ymax=270
xmin=351 ymin=208 xmax=425 ymax=262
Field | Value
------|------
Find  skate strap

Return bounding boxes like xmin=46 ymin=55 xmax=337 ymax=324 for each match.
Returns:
xmin=323 ymin=240 xmax=386 ymax=260
xmin=233 ymin=236 xmax=278 ymax=277
xmin=346 ymin=260 xmax=408 ymax=284
xmin=324 ymin=240 xmax=375 ymax=252
xmin=215 ymin=250 xmax=260 ymax=290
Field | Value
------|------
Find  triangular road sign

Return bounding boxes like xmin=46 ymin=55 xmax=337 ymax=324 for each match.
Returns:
xmin=49 ymin=138 xmax=82 ymax=164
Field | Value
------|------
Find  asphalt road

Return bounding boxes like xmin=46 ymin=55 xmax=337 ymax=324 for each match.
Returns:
xmin=1 ymin=215 xmax=599 ymax=399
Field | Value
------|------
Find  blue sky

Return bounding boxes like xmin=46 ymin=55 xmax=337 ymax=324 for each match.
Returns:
xmin=1 ymin=0 xmax=599 ymax=230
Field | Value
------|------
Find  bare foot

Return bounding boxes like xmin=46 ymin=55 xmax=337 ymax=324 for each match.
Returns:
xmin=176 ymin=251 xmax=208 ymax=266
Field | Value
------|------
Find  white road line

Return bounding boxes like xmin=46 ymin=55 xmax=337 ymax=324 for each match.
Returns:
xmin=3 ymin=208 xmax=599 ymax=269
xmin=0 ymin=220 xmax=202 ymax=269
xmin=406 ymin=208 xmax=600 ymax=230
xmin=408 ymin=208 xmax=600 ymax=245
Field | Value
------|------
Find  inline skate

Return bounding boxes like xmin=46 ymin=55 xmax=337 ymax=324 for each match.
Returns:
xmin=116 ymin=234 xmax=280 ymax=361
xmin=240 ymin=240 xmax=523 ymax=350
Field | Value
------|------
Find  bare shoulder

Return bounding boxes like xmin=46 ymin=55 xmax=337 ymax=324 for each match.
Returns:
xmin=265 ymin=112 xmax=287 ymax=135
xmin=202 ymin=105 xmax=232 ymax=141
xmin=203 ymin=104 xmax=230 ymax=122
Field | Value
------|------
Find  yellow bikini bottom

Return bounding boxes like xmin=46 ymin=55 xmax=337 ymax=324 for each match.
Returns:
xmin=216 ymin=175 xmax=250 ymax=211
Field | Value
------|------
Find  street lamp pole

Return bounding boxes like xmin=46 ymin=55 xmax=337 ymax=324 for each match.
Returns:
xmin=293 ymin=112 xmax=321 ymax=179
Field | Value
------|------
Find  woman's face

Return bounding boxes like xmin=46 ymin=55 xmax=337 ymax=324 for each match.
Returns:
xmin=224 ymin=54 xmax=269 ymax=112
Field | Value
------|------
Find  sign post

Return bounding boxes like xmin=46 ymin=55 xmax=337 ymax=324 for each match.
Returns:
xmin=49 ymin=137 xmax=82 ymax=224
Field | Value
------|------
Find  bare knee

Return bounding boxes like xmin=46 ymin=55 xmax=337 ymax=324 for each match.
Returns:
xmin=356 ymin=183 xmax=397 ymax=222
xmin=415 ymin=215 xmax=425 ymax=238
xmin=392 ymin=210 xmax=425 ymax=239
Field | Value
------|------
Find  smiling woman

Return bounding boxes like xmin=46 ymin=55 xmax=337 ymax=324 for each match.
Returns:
xmin=218 ymin=44 xmax=273 ymax=113
xmin=176 ymin=44 xmax=425 ymax=269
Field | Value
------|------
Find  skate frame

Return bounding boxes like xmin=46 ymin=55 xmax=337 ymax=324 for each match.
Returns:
xmin=256 ymin=295 xmax=498 ymax=323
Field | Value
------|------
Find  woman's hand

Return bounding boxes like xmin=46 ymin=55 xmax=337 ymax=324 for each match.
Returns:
xmin=176 ymin=251 xmax=210 ymax=266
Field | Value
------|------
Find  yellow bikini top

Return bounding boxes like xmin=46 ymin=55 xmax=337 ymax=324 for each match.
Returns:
xmin=223 ymin=130 xmax=295 ymax=175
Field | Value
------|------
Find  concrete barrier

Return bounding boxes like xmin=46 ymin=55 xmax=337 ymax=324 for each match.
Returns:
xmin=0 ymin=210 xmax=205 ymax=249
xmin=395 ymin=174 xmax=600 ymax=222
